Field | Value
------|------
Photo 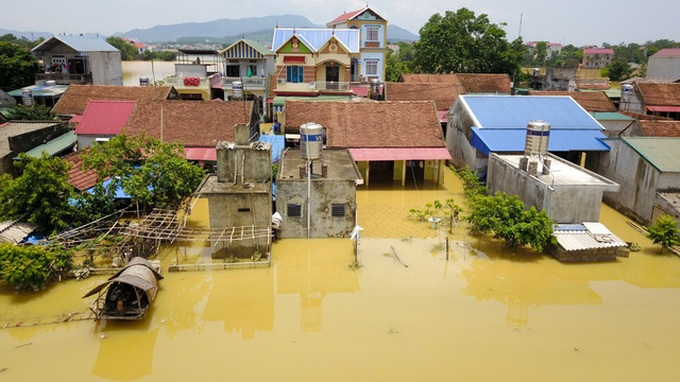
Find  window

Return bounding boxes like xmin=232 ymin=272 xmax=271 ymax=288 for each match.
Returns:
xmin=365 ymin=60 xmax=378 ymax=76
xmin=366 ymin=27 xmax=379 ymax=41
xmin=226 ymin=65 xmax=239 ymax=77
xmin=287 ymin=204 xmax=302 ymax=217
xmin=248 ymin=65 xmax=257 ymax=76
xmin=331 ymin=204 xmax=346 ymax=217
xmin=286 ymin=66 xmax=304 ymax=83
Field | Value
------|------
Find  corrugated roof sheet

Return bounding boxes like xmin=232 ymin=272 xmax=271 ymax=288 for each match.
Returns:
xmin=272 ymin=28 xmax=360 ymax=53
xmin=553 ymin=222 xmax=627 ymax=251
xmin=183 ymin=147 xmax=216 ymax=161
xmin=349 ymin=147 xmax=451 ymax=161
xmin=592 ymin=112 xmax=635 ymax=121
xmin=221 ymin=39 xmax=273 ymax=59
xmin=529 ymin=90 xmax=616 ymax=112
xmin=471 ymin=128 xmax=610 ymax=155
xmin=651 ymin=48 xmax=680 ymax=58
xmin=618 ymin=137 xmax=680 ymax=172
xmin=461 ymin=95 xmax=604 ymax=130
xmin=0 ymin=220 xmax=37 ymax=244
xmin=22 ymin=131 xmax=77 ymax=158
xmin=33 ymin=35 xmax=118 ymax=53
xmin=75 ymin=100 xmax=136 ymax=135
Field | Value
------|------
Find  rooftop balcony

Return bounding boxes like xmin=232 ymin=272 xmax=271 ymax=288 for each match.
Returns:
xmin=222 ymin=77 xmax=267 ymax=91
xmin=35 ymin=72 xmax=93 ymax=85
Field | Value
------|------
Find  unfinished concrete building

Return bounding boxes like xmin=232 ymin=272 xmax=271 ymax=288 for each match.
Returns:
xmin=276 ymin=128 xmax=363 ymax=238
xmin=196 ymin=124 xmax=272 ymax=259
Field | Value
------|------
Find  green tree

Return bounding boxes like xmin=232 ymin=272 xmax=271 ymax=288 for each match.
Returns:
xmin=83 ymin=134 xmax=205 ymax=209
xmin=413 ymin=8 xmax=525 ymax=75
xmin=533 ymin=41 xmax=548 ymax=66
xmin=0 ymin=40 xmax=39 ymax=91
xmin=466 ymin=192 xmax=556 ymax=252
xmin=106 ymin=36 xmax=138 ymax=60
xmin=6 ymin=104 xmax=57 ymax=121
xmin=0 ymin=244 xmax=73 ymax=291
xmin=647 ymin=215 xmax=680 ymax=253
xmin=0 ymin=153 xmax=75 ymax=234
xmin=604 ymin=59 xmax=632 ymax=81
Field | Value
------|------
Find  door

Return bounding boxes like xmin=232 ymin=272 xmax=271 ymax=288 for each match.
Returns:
xmin=326 ymin=63 xmax=339 ymax=90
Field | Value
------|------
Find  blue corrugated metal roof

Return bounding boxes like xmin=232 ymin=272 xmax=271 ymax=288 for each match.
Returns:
xmin=33 ymin=35 xmax=118 ymax=53
xmin=272 ymin=28 xmax=360 ymax=53
xmin=462 ymin=95 xmax=603 ymax=130
xmin=471 ymin=128 xmax=610 ymax=155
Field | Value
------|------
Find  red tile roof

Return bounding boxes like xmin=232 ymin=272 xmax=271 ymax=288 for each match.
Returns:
xmin=650 ymin=48 xmax=680 ymax=58
xmin=124 ymin=100 xmax=252 ymax=147
xmin=638 ymin=83 xmax=680 ymax=106
xmin=328 ymin=7 xmax=367 ymax=24
xmin=75 ymin=100 xmax=136 ymax=135
xmin=385 ymin=82 xmax=462 ymax=110
xmin=457 ymin=73 xmax=512 ymax=93
xmin=529 ymin=90 xmax=616 ymax=112
xmin=284 ymin=100 xmax=446 ymax=148
xmin=584 ymin=48 xmax=614 ymax=55
xmin=52 ymin=85 xmax=178 ymax=116
xmin=638 ymin=120 xmax=680 ymax=137
xmin=62 ymin=149 xmax=101 ymax=191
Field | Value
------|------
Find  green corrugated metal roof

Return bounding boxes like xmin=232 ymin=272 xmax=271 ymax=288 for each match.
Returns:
xmin=21 ymin=131 xmax=76 ymax=158
xmin=619 ymin=137 xmax=680 ymax=172
xmin=592 ymin=112 xmax=634 ymax=121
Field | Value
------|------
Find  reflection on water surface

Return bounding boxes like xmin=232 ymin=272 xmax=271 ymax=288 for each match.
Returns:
xmin=2 ymin=155 xmax=680 ymax=381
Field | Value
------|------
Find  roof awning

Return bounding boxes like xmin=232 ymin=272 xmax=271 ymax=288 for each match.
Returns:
xmin=349 ymin=147 xmax=452 ymax=161
xmin=647 ymin=105 xmax=680 ymax=112
xmin=184 ymin=147 xmax=216 ymax=161
xmin=471 ymin=128 xmax=610 ymax=156
xmin=20 ymin=131 xmax=77 ymax=159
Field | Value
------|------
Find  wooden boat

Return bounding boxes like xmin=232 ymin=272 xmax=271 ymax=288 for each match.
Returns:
xmin=83 ymin=257 xmax=163 ymax=320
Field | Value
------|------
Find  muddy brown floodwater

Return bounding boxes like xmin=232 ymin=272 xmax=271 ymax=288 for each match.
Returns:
xmin=2 ymin=171 xmax=680 ymax=381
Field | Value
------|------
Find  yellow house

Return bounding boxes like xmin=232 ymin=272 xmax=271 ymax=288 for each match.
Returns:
xmin=327 ymin=6 xmax=388 ymax=83
xmin=272 ymin=28 xmax=359 ymax=97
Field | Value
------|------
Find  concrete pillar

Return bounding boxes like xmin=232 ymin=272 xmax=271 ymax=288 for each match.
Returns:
xmin=527 ymin=160 xmax=538 ymax=176
xmin=542 ymin=158 xmax=552 ymax=175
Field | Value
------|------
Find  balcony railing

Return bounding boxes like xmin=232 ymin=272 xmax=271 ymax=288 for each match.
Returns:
xmin=314 ymin=81 xmax=350 ymax=92
xmin=35 ymin=72 xmax=93 ymax=84
xmin=222 ymin=77 xmax=267 ymax=90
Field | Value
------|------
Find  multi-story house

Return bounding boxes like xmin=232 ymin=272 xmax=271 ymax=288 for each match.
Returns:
xmin=31 ymin=35 xmax=123 ymax=85
xmin=271 ymin=28 xmax=359 ymax=97
xmin=220 ymin=39 xmax=275 ymax=103
xmin=582 ymin=48 xmax=615 ymax=69
xmin=326 ymin=6 xmax=387 ymax=83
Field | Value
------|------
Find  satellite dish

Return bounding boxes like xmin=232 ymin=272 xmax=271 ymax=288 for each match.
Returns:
xmin=308 ymin=81 xmax=316 ymax=89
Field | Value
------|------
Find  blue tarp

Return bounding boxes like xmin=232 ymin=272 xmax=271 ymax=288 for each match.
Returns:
xmin=471 ymin=128 xmax=610 ymax=156
xmin=259 ymin=134 xmax=285 ymax=164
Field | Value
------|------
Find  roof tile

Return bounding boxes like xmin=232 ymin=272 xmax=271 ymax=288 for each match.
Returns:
xmin=53 ymin=85 xmax=177 ymax=116
xmin=284 ymin=100 xmax=445 ymax=148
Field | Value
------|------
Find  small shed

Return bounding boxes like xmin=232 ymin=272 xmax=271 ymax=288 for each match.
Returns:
xmin=551 ymin=222 xmax=629 ymax=262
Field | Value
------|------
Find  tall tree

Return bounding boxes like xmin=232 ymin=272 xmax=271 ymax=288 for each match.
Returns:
xmin=82 ymin=134 xmax=205 ymax=209
xmin=105 ymin=36 xmax=137 ymax=61
xmin=604 ymin=59 xmax=632 ymax=81
xmin=413 ymin=8 xmax=525 ymax=75
xmin=0 ymin=153 xmax=75 ymax=234
xmin=0 ymin=41 xmax=39 ymax=91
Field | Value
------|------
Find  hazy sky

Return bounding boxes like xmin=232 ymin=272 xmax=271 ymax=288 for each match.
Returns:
xmin=2 ymin=0 xmax=678 ymax=46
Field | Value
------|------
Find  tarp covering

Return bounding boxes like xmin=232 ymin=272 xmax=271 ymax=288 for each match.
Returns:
xmin=83 ymin=257 xmax=163 ymax=298
xmin=258 ymin=134 xmax=285 ymax=163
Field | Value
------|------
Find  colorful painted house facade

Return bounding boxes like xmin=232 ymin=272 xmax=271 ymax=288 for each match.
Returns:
xmin=327 ymin=6 xmax=388 ymax=82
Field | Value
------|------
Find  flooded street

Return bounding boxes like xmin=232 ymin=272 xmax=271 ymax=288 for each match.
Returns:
xmin=122 ymin=61 xmax=176 ymax=86
xmin=2 ymin=171 xmax=680 ymax=381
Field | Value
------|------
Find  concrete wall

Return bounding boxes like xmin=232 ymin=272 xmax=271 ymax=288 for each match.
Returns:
xmin=2 ymin=122 xmax=69 ymax=176
xmin=276 ymin=178 xmax=357 ymax=238
xmin=598 ymin=119 xmax=635 ymax=137
xmin=647 ymin=56 xmax=680 ymax=79
xmin=586 ymin=139 xmax=680 ymax=224
xmin=216 ymin=143 xmax=272 ymax=184
xmin=90 ymin=51 xmax=123 ymax=85
xmin=77 ymin=134 xmax=115 ymax=149
xmin=487 ymin=155 xmax=609 ymax=223
xmin=446 ymin=100 xmax=488 ymax=172
xmin=204 ymin=190 xmax=271 ymax=258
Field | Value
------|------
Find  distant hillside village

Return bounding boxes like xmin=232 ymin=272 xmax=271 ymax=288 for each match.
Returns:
xmin=2 ymin=5 xmax=680 ymax=267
